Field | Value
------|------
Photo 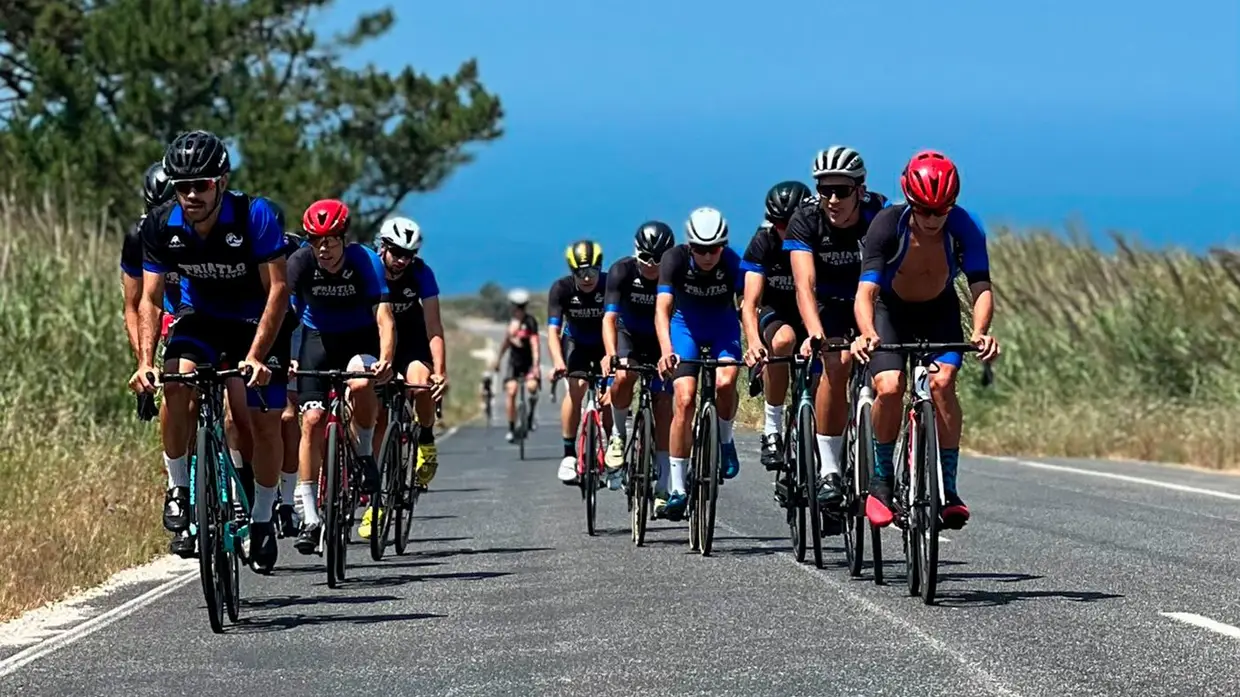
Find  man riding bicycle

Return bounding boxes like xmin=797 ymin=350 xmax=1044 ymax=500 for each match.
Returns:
xmin=784 ymin=146 xmax=889 ymax=506
xmin=130 ymin=130 xmax=290 ymax=573
xmin=493 ymin=288 xmax=541 ymax=442
xmin=286 ymin=198 xmax=396 ymax=554
xmin=852 ymin=150 xmax=999 ymax=530
xmin=358 ymin=216 xmax=448 ymax=540
xmin=550 ymin=240 xmax=613 ymax=485
xmin=655 ymin=208 xmax=745 ymax=519
xmin=603 ymin=221 xmax=676 ymax=499
xmin=740 ymin=180 xmax=813 ymax=471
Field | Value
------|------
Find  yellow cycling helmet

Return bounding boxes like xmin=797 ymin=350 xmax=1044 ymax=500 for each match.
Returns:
xmin=565 ymin=239 xmax=604 ymax=271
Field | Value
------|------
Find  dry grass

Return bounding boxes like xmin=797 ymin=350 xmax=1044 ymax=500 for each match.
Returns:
xmin=0 ymin=195 xmax=482 ymax=621
xmin=738 ymin=224 xmax=1240 ymax=470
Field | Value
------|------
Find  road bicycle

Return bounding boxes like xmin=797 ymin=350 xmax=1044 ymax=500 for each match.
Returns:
xmin=563 ymin=369 xmax=609 ymax=536
xmin=368 ymin=376 xmax=437 ymax=560
xmin=613 ymin=357 xmax=664 ymax=546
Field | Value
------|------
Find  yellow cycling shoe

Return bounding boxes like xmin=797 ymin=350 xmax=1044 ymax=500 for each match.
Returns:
xmin=358 ymin=506 xmax=384 ymax=539
xmin=416 ymin=443 xmax=439 ymax=487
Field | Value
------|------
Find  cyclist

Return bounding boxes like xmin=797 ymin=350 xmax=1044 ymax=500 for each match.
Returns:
xmin=277 ymin=229 xmax=308 ymax=537
xmin=655 ymin=207 xmax=745 ymax=519
xmin=492 ymin=288 xmax=541 ymax=442
xmin=603 ymin=221 xmax=676 ymax=498
xmin=741 ymin=180 xmax=813 ymax=471
xmin=130 ymin=130 xmax=290 ymax=573
xmin=550 ymin=240 xmax=612 ymax=485
xmin=785 ymin=146 xmax=889 ymax=506
xmin=359 ymin=216 xmax=447 ymax=540
xmin=851 ymin=150 xmax=999 ymax=530
xmin=287 ymin=198 xmax=396 ymax=555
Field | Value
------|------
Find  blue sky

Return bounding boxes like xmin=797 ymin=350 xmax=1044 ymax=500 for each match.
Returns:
xmin=323 ymin=0 xmax=1240 ymax=295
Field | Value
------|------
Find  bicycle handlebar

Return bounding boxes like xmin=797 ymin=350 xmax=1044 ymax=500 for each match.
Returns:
xmin=674 ymin=358 xmax=744 ymax=368
xmin=869 ymin=342 xmax=981 ymax=354
xmin=156 ymin=362 xmax=269 ymax=412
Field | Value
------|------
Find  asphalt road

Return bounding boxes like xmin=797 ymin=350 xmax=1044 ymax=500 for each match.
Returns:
xmin=4 ymin=396 xmax=1240 ymax=696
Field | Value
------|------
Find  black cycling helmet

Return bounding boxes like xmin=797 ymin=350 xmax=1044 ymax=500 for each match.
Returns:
xmin=633 ymin=220 xmax=675 ymax=263
xmin=764 ymin=180 xmax=812 ymax=223
xmin=142 ymin=161 xmax=174 ymax=210
xmin=163 ymin=130 xmax=231 ymax=180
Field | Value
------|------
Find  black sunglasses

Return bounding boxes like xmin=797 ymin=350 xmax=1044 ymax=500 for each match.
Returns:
xmin=816 ymin=183 xmax=857 ymax=200
xmin=383 ymin=243 xmax=415 ymax=260
xmin=636 ymin=251 xmax=663 ymax=265
xmin=689 ymin=243 xmax=724 ymax=255
xmin=172 ymin=177 xmax=219 ymax=195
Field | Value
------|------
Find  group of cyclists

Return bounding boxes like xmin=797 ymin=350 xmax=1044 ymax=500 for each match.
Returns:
xmin=492 ymin=145 xmax=999 ymax=527
xmin=121 ymin=130 xmax=449 ymax=574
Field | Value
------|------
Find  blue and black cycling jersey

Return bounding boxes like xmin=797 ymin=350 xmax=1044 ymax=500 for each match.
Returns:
xmin=385 ymin=257 xmax=440 ymax=336
xmin=740 ymin=222 xmax=797 ymax=317
xmin=139 ymin=192 xmax=285 ymax=321
xmin=656 ymin=243 xmax=743 ymax=324
xmin=287 ymin=244 xmax=390 ymax=333
xmin=782 ymin=192 xmax=889 ymax=300
xmin=604 ymin=256 xmax=658 ymax=335
xmin=121 ymin=214 xmax=181 ymax=313
xmin=548 ymin=273 xmax=607 ymax=344
xmin=859 ymin=204 xmax=991 ymax=294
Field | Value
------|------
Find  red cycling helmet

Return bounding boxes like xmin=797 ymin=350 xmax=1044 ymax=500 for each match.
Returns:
xmin=302 ymin=198 xmax=350 ymax=237
xmin=900 ymin=150 xmax=960 ymax=211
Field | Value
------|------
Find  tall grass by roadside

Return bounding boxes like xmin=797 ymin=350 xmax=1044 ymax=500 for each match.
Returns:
xmin=737 ymin=225 xmax=1240 ymax=470
xmin=0 ymin=196 xmax=484 ymax=621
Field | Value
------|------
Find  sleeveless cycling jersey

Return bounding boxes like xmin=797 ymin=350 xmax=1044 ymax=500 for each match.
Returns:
xmin=859 ymin=204 xmax=991 ymax=294
xmin=782 ymin=192 xmax=889 ymax=300
xmin=287 ymin=244 xmax=390 ymax=333
xmin=604 ymin=256 xmax=659 ymax=335
xmin=547 ymin=273 xmax=607 ymax=344
xmin=139 ymin=193 xmax=285 ymax=321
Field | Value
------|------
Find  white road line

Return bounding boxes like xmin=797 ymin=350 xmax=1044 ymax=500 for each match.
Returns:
xmin=0 ymin=424 xmax=467 ymax=679
xmin=1160 ymin=612 xmax=1240 ymax=640
xmin=987 ymin=457 xmax=1240 ymax=502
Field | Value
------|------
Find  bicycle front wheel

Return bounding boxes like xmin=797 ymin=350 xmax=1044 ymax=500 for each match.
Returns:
xmin=900 ymin=425 xmax=921 ymax=598
xmin=371 ymin=420 xmax=401 ymax=561
xmin=695 ymin=402 xmax=719 ymax=557
xmin=631 ymin=408 xmax=654 ymax=546
xmin=324 ymin=423 xmax=345 ymax=588
xmin=845 ymin=401 xmax=873 ymax=578
xmin=393 ymin=424 xmax=418 ymax=555
xmin=517 ymin=398 xmax=528 ymax=461
xmin=784 ymin=414 xmax=806 ymax=562
xmin=583 ymin=411 xmax=600 ymax=536
xmin=797 ymin=402 xmax=823 ymax=569
xmin=195 ymin=428 xmax=225 ymax=633
xmin=917 ymin=399 xmax=941 ymax=605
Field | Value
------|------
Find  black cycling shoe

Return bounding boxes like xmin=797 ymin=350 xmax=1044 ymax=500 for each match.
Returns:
xmin=169 ymin=531 xmax=196 ymax=558
xmin=162 ymin=486 xmax=191 ymax=533
xmin=249 ymin=522 xmax=278 ymax=574
xmin=816 ymin=473 xmax=844 ymax=508
xmin=294 ymin=522 xmax=321 ymax=555
xmin=357 ymin=455 xmax=381 ymax=494
xmin=276 ymin=504 xmax=297 ymax=538
xmin=760 ymin=432 xmax=784 ymax=471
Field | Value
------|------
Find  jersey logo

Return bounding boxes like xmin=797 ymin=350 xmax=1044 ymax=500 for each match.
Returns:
xmin=168 ymin=236 xmax=184 ymax=249
xmin=403 ymin=287 xmax=415 ymax=297
xmin=570 ymin=296 xmax=581 ymax=304
xmin=225 ymin=232 xmax=243 ymax=247
xmin=715 ymin=268 xmax=724 ymax=279
xmin=342 ymin=268 xmax=353 ymax=280
xmin=594 ymin=292 xmax=603 ymax=303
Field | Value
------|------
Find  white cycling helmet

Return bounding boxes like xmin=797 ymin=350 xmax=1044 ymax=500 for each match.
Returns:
xmin=812 ymin=145 xmax=867 ymax=182
xmin=508 ymin=288 xmax=530 ymax=305
xmin=377 ymin=216 xmax=423 ymax=253
xmin=685 ymin=207 xmax=728 ymax=246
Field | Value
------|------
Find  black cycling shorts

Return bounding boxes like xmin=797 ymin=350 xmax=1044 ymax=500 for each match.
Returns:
xmin=867 ymin=289 xmax=966 ymax=376
xmin=505 ymin=352 xmax=535 ymax=383
xmin=616 ymin=325 xmax=660 ymax=366
xmin=164 ymin=312 xmax=289 ymax=407
xmin=394 ymin=323 xmax=433 ymax=371
xmin=758 ymin=300 xmax=854 ymax=349
xmin=564 ymin=337 xmax=605 ymax=377
xmin=297 ymin=325 xmax=381 ymax=410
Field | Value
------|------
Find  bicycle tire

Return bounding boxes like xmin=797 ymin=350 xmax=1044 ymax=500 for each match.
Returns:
xmin=195 ymin=427 xmax=225 ymax=633
xmin=686 ymin=408 xmax=703 ymax=553
xmin=371 ymin=420 xmax=401 ymax=561
xmin=798 ymin=402 xmax=823 ymax=568
xmin=917 ymin=399 xmax=940 ymax=605
xmin=631 ymin=409 xmax=654 ymax=546
xmin=784 ymin=413 xmax=806 ymax=562
xmin=324 ymin=422 xmax=344 ymax=588
xmin=846 ymin=401 xmax=873 ymax=577
xmin=517 ymin=398 xmax=528 ymax=461
xmin=583 ymin=410 xmax=599 ymax=536
xmin=901 ymin=417 xmax=921 ymax=598
xmin=223 ymin=460 xmax=241 ymax=623
xmin=393 ymin=423 xmax=417 ymax=555
xmin=697 ymin=402 xmax=719 ymax=557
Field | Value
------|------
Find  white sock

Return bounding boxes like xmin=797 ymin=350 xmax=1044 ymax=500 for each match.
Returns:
xmin=297 ymin=481 xmax=321 ymax=526
xmin=279 ymin=472 xmax=298 ymax=506
xmin=356 ymin=427 xmax=375 ymax=455
xmin=252 ymin=484 xmax=277 ymax=523
xmin=718 ymin=418 xmax=734 ymax=444
xmin=612 ymin=407 xmax=629 ymax=440
xmin=669 ymin=456 xmax=688 ymax=495
xmin=763 ymin=403 xmax=784 ymax=436
xmin=230 ymin=448 xmax=244 ymax=468
xmin=164 ymin=454 xmax=190 ymax=489
xmin=656 ymin=451 xmax=671 ymax=493
xmin=818 ymin=434 xmax=843 ymax=477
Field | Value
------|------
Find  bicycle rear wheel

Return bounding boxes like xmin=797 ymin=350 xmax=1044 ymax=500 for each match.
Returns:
xmin=783 ymin=414 xmax=806 ymax=562
xmin=324 ymin=422 xmax=345 ymax=588
xmin=195 ymin=428 xmax=225 ymax=633
xmin=917 ymin=400 xmax=941 ymax=605
xmin=371 ymin=420 xmax=401 ymax=561
xmin=797 ymin=402 xmax=823 ymax=568
xmin=845 ymin=401 xmax=873 ymax=577
xmin=393 ymin=423 xmax=418 ymax=555
xmin=631 ymin=409 xmax=654 ymax=546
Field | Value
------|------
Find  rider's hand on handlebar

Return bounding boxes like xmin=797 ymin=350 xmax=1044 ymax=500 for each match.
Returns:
xmin=239 ymin=356 xmax=270 ymax=387
xmin=552 ymin=360 xmax=568 ymax=380
xmin=603 ymin=353 xmax=617 ymax=377
xmin=430 ymin=373 xmax=448 ymax=400
xmin=850 ymin=333 xmax=880 ymax=363
xmin=744 ymin=343 xmax=767 ymax=367
xmin=129 ymin=364 xmax=158 ymax=394
xmin=657 ymin=352 xmax=679 ymax=377
xmin=370 ymin=359 xmax=394 ymax=384
xmin=970 ymin=332 xmax=1001 ymax=362
xmin=799 ymin=333 xmax=824 ymax=358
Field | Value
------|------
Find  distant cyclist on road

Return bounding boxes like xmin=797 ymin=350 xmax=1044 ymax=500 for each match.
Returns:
xmin=603 ymin=221 xmax=676 ymax=499
xmin=852 ymin=150 xmax=999 ymax=530
xmin=130 ymin=130 xmax=290 ymax=573
xmin=550 ymin=240 xmax=612 ymax=485
xmin=740 ymin=180 xmax=813 ymax=472
xmin=358 ymin=216 xmax=447 ymax=541
xmin=785 ymin=146 xmax=889 ymax=506
xmin=655 ymin=208 xmax=745 ymax=519
xmin=286 ymin=199 xmax=396 ymax=555
xmin=493 ymin=288 xmax=542 ymax=442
